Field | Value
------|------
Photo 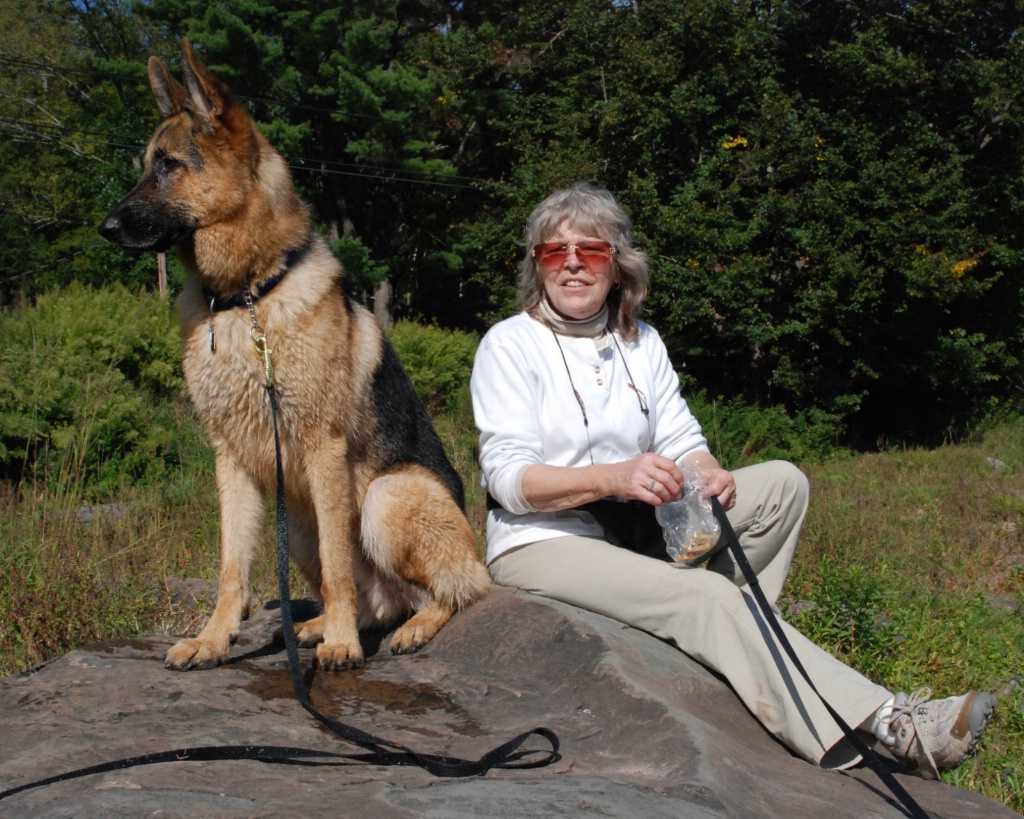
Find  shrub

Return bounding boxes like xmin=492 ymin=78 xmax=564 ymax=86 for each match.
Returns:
xmin=387 ymin=320 xmax=480 ymax=414
xmin=685 ymin=388 xmax=844 ymax=468
xmin=0 ymin=283 xmax=187 ymax=494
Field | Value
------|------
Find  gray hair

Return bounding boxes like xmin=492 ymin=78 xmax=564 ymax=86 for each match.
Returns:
xmin=517 ymin=181 xmax=649 ymax=340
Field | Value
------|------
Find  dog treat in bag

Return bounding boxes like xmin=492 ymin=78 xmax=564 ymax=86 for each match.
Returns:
xmin=656 ymin=481 xmax=721 ymax=566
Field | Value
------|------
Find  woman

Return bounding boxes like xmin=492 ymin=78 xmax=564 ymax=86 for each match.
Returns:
xmin=470 ymin=181 xmax=995 ymax=778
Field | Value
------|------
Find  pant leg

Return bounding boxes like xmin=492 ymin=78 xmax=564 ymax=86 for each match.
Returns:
xmin=491 ymin=534 xmax=889 ymax=768
xmin=707 ymin=460 xmax=809 ymax=604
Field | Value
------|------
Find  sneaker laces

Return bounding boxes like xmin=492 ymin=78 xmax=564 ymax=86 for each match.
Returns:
xmin=889 ymin=687 xmax=939 ymax=779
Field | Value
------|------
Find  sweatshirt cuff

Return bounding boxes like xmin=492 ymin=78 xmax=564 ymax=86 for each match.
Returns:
xmin=513 ymin=463 xmax=540 ymax=513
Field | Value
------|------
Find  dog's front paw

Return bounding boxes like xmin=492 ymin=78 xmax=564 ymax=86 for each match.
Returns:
xmin=315 ymin=642 xmax=365 ymax=671
xmin=165 ymin=637 xmax=228 ymax=671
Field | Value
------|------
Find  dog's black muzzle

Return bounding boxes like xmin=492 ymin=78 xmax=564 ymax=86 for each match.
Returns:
xmin=99 ymin=196 xmax=194 ymax=252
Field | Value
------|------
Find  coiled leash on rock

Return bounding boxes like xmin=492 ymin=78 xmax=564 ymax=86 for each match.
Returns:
xmin=709 ymin=496 xmax=931 ymax=819
xmin=0 ymin=356 xmax=559 ymax=804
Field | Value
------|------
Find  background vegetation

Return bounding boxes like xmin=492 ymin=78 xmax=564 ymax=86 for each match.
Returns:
xmin=2 ymin=0 xmax=1024 ymax=811
xmin=3 ymin=0 xmax=1024 ymax=447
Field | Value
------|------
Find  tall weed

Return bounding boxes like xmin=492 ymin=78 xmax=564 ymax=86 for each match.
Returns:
xmin=783 ymin=557 xmax=900 ymax=681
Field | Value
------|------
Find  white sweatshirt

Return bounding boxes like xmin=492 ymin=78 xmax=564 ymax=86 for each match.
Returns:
xmin=471 ymin=311 xmax=709 ymax=563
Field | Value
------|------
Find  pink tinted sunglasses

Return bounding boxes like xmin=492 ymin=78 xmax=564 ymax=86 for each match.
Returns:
xmin=531 ymin=241 xmax=618 ymax=270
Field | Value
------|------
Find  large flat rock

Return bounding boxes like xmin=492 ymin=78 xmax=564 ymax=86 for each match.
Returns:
xmin=0 ymin=587 xmax=1013 ymax=818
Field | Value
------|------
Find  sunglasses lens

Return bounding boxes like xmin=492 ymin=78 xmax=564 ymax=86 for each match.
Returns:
xmin=536 ymin=244 xmax=567 ymax=268
xmin=534 ymin=242 xmax=614 ymax=268
xmin=576 ymin=242 xmax=612 ymax=263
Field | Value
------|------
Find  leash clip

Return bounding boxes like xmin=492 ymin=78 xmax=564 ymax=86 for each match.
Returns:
xmin=252 ymin=331 xmax=274 ymax=388
xmin=243 ymin=286 xmax=274 ymax=388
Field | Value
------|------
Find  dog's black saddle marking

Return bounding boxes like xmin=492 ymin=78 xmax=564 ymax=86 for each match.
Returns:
xmin=369 ymin=336 xmax=468 ymax=510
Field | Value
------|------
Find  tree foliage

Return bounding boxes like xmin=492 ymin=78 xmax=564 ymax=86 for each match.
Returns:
xmin=2 ymin=0 xmax=1023 ymax=446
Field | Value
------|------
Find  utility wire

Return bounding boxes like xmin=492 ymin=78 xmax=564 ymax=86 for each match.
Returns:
xmin=0 ymin=53 xmax=498 ymax=138
xmin=1 ymin=112 xmax=484 ymax=181
xmin=0 ymin=123 xmax=485 ymax=189
xmin=0 ymin=115 xmax=491 ymax=189
xmin=0 ymin=116 xmax=146 ymax=144
xmin=2 ymin=52 xmax=496 ymax=188
xmin=289 ymin=165 xmax=481 ymax=191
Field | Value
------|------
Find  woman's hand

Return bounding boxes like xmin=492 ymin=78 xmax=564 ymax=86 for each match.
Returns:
xmin=612 ymin=452 xmax=684 ymax=505
xmin=698 ymin=467 xmax=738 ymax=510
xmin=681 ymin=455 xmax=737 ymax=511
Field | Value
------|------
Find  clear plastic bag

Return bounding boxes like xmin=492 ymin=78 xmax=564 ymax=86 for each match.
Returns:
xmin=656 ymin=479 xmax=721 ymax=566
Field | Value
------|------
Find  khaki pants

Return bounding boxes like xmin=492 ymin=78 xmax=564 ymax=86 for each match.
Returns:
xmin=489 ymin=460 xmax=889 ymax=768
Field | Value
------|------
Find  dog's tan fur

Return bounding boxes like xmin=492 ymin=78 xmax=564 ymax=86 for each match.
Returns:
xmin=101 ymin=41 xmax=489 ymax=671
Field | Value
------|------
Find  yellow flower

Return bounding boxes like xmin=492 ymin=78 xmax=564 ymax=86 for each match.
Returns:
xmin=722 ymin=134 xmax=748 ymax=150
xmin=951 ymin=259 xmax=978 ymax=278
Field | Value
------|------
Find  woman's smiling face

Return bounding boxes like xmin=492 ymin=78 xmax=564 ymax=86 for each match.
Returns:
xmin=539 ymin=221 xmax=620 ymax=321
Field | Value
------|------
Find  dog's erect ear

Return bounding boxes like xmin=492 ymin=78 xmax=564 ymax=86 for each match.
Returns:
xmin=179 ymin=39 xmax=234 ymax=132
xmin=148 ymin=56 xmax=187 ymax=119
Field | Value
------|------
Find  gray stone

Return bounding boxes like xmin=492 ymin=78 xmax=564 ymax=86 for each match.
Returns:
xmin=0 ymin=588 xmax=1014 ymax=818
xmin=72 ymin=502 xmax=135 ymax=526
xmin=987 ymin=594 xmax=1020 ymax=613
xmin=985 ymin=457 xmax=1008 ymax=473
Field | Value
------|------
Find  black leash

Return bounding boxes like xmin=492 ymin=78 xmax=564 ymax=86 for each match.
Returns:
xmin=0 ymin=385 xmax=559 ymax=804
xmin=709 ymin=496 xmax=931 ymax=819
xmin=262 ymin=383 xmax=559 ymax=776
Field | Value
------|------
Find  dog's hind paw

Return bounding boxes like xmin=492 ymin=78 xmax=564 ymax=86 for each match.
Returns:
xmin=389 ymin=628 xmax=431 ymax=655
xmin=272 ymin=615 xmax=325 ymax=647
xmin=389 ymin=605 xmax=453 ymax=655
xmin=164 ymin=638 xmax=228 ymax=671
xmin=296 ymin=615 xmax=326 ymax=646
xmin=389 ymin=639 xmax=424 ymax=656
xmin=315 ymin=642 xmax=365 ymax=671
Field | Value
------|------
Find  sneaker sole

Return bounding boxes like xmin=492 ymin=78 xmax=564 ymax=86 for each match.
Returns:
xmin=945 ymin=691 xmax=998 ymax=768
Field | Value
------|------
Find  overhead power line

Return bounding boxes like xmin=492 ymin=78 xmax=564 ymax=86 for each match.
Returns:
xmin=1 ymin=51 xmax=498 ymax=190
xmin=0 ymin=119 xmax=487 ymax=190
xmin=0 ymin=52 xmax=499 ymax=139
xmin=289 ymin=164 xmax=481 ymax=191
xmin=0 ymin=116 xmax=146 ymax=150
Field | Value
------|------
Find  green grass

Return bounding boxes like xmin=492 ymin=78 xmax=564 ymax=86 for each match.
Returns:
xmin=2 ymin=401 xmax=1023 ymax=811
xmin=786 ymin=424 xmax=1024 ymax=810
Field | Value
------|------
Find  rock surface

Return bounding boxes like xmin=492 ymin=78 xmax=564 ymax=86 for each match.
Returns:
xmin=0 ymin=587 xmax=1014 ymax=818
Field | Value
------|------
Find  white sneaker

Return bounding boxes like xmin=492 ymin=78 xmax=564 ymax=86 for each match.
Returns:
xmin=882 ymin=688 xmax=997 ymax=779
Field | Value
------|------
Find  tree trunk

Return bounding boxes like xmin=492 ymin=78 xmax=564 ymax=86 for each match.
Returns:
xmin=373 ymin=277 xmax=393 ymax=327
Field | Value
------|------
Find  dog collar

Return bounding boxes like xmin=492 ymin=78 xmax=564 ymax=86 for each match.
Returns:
xmin=203 ymin=240 xmax=311 ymax=313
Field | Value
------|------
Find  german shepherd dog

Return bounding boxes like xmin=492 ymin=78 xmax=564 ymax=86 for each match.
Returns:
xmin=99 ymin=41 xmax=490 ymax=671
